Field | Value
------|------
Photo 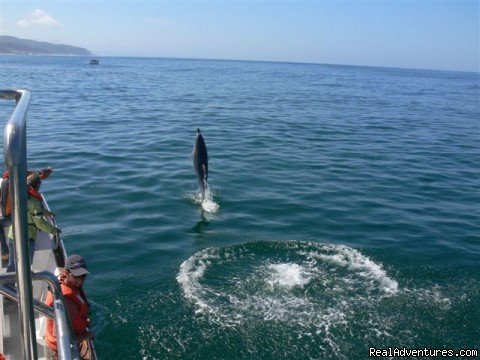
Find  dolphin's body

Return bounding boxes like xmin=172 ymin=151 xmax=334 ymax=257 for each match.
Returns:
xmin=193 ymin=128 xmax=209 ymax=198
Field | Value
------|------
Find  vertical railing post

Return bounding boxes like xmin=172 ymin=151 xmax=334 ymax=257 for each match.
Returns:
xmin=2 ymin=90 xmax=37 ymax=359
xmin=10 ymin=160 xmax=37 ymax=359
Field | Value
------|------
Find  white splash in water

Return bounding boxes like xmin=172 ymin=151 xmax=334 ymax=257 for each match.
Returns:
xmin=177 ymin=249 xmax=218 ymax=313
xmin=177 ymin=241 xmax=400 ymax=326
xmin=265 ymin=263 xmax=313 ymax=290
xmin=183 ymin=186 xmax=219 ymax=213
xmin=200 ymin=184 xmax=219 ymax=213
xmin=175 ymin=241 xmax=430 ymax=358
xmin=304 ymin=244 xmax=399 ymax=294
xmin=202 ymin=197 xmax=219 ymax=213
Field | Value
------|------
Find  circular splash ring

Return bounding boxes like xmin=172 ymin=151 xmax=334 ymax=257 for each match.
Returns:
xmin=177 ymin=241 xmax=398 ymax=329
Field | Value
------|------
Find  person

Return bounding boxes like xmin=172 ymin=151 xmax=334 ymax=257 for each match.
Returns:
xmin=1 ymin=167 xmax=53 ymax=261
xmin=45 ymin=254 xmax=94 ymax=360
xmin=6 ymin=171 xmax=60 ymax=272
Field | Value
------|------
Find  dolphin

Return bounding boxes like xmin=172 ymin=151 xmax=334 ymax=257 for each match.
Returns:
xmin=193 ymin=128 xmax=209 ymax=198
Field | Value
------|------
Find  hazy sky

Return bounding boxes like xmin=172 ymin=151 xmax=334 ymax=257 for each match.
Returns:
xmin=1 ymin=1 xmax=479 ymax=72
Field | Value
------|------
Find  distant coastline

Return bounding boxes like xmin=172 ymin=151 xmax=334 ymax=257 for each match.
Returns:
xmin=1 ymin=35 xmax=477 ymax=74
xmin=0 ymin=35 xmax=92 ymax=56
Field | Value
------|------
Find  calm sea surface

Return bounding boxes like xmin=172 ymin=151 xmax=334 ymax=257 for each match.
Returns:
xmin=1 ymin=56 xmax=479 ymax=359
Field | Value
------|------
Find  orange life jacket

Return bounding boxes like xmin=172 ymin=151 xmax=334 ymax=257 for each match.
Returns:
xmin=1 ymin=169 xmax=49 ymax=217
xmin=45 ymin=283 xmax=89 ymax=351
xmin=27 ymin=186 xmax=43 ymax=201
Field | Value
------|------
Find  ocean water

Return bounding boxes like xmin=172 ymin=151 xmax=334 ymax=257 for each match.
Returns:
xmin=1 ymin=56 xmax=479 ymax=359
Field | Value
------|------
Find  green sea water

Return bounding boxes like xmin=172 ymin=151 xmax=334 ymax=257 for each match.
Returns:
xmin=1 ymin=56 xmax=479 ymax=359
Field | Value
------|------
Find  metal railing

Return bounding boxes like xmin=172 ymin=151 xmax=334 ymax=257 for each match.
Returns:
xmin=1 ymin=90 xmax=80 ymax=359
xmin=0 ymin=272 xmax=80 ymax=359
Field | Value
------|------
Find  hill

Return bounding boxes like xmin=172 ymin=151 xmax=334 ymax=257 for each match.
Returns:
xmin=0 ymin=35 xmax=92 ymax=56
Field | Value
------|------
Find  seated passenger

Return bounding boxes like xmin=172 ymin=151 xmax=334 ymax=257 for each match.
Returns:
xmin=45 ymin=254 xmax=94 ymax=360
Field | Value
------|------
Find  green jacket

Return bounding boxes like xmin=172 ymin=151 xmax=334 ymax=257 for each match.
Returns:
xmin=8 ymin=195 xmax=58 ymax=240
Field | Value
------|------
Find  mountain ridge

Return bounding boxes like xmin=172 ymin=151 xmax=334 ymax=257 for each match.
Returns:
xmin=0 ymin=35 xmax=92 ymax=56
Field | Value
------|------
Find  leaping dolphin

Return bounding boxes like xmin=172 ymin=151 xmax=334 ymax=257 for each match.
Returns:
xmin=193 ymin=128 xmax=209 ymax=199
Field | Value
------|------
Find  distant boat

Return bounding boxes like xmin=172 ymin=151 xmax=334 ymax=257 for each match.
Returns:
xmin=90 ymin=58 xmax=99 ymax=65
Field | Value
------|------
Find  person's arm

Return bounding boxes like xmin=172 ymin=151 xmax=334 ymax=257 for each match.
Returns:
xmin=26 ymin=167 xmax=53 ymax=180
xmin=30 ymin=200 xmax=60 ymax=234
xmin=65 ymin=295 xmax=79 ymax=320
xmin=64 ymin=296 xmax=94 ymax=343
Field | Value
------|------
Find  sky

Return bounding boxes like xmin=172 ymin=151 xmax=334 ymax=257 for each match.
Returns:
xmin=0 ymin=1 xmax=479 ymax=72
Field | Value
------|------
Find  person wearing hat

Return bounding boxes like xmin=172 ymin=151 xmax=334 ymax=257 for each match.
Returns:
xmin=6 ymin=170 xmax=61 ymax=272
xmin=45 ymin=254 xmax=95 ymax=359
xmin=1 ymin=167 xmax=53 ymax=261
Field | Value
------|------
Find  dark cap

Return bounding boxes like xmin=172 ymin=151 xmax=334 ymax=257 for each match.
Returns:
xmin=66 ymin=254 xmax=89 ymax=276
xmin=27 ymin=173 xmax=42 ymax=186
